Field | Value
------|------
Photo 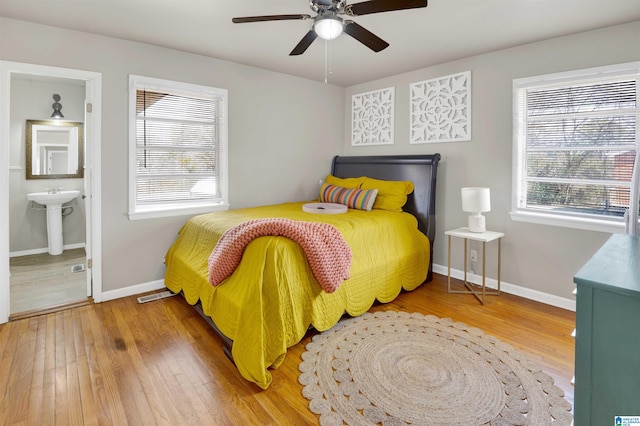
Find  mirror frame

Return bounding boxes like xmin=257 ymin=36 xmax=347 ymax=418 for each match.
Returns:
xmin=25 ymin=119 xmax=84 ymax=180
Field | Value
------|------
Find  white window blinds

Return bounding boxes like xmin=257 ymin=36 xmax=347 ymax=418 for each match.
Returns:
xmin=129 ymin=76 xmax=228 ymax=219
xmin=512 ymin=62 xmax=640 ymax=233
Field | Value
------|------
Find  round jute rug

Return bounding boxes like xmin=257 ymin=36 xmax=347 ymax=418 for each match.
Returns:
xmin=298 ymin=311 xmax=572 ymax=426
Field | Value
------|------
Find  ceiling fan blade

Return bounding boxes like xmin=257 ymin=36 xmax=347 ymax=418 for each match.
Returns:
xmin=347 ymin=0 xmax=427 ymax=16
xmin=232 ymin=14 xmax=311 ymax=24
xmin=290 ymin=30 xmax=318 ymax=56
xmin=343 ymin=21 xmax=389 ymax=52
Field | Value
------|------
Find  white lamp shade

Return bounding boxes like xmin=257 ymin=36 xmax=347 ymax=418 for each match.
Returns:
xmin=314 ymin=17 xmax=343 ymax=40
xmin=461 ymin=187 xmax=491 ymax=232
xmin=461 ymin=187 xmax=491 ymax=213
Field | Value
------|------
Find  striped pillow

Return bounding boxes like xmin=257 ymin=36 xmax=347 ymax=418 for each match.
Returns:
xmin=319 ymin=183 xmax=378 ymax=211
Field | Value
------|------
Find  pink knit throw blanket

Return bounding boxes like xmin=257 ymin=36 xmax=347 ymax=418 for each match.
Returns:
xmin=208 ymin=218 xmax=352 ymax=293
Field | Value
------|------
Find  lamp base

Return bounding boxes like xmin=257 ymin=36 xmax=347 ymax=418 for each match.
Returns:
xmin=468 ymin=214 xmax=486 ymax=233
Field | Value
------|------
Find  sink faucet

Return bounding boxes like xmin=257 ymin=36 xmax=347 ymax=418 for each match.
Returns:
xmin=47 ymin=187 xmax=63 ymax=194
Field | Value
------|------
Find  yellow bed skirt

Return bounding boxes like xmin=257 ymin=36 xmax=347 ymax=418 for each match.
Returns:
xmin=164 ymin=201 xmax=430 ymax=389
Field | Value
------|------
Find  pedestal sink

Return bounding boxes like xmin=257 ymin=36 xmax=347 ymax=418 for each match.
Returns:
xmin=27 ymin=190 xmax=80 ymax=255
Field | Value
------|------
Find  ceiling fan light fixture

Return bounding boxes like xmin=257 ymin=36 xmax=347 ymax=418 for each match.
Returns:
xmin=314 ymin=14 xmax=343 ymax=40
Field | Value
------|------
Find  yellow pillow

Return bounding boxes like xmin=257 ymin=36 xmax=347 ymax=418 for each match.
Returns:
xmin=361 ymin=177 xmax=414 ymax=212
xmin=324 ymin=174 xmax=366 ymax=189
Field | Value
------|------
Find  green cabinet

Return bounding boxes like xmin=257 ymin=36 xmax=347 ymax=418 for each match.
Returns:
xmin=574 ymin=234 xmax=640 ymax=425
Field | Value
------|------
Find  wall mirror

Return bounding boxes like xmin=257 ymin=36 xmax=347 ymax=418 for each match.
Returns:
xmin=26 ymin=119 xmax=84 ymax=179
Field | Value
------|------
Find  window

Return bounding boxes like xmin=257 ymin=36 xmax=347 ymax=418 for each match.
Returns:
xmin=511 ymin=62 xmax=640 ymax=234
xmin=128 ymin=75 xmax=228 ymax=220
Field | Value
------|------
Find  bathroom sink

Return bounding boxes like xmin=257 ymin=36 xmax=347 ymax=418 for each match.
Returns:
xmin=27 ymin=190 xmax=80 ymax=255
xmin=28 ymin=190 xmax=80 ymax=206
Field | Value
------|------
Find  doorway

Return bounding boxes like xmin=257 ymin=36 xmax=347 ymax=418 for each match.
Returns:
xmin=0 ymin=62 xmax=102 ymax=324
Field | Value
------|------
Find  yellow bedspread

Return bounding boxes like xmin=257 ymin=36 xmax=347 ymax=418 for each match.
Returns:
xmin=163 ymin=201 xmax=430 ymax=389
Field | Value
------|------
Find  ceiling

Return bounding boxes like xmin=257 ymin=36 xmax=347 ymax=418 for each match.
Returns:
xmin=1 ymin=0 xmax=639 ymax=87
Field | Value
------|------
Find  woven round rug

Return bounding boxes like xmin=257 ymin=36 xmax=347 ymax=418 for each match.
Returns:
xmin=298 ymin=311 xmax=572 ymax=426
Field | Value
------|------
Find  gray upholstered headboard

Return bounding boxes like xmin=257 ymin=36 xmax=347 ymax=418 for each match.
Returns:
xmin=331 ymin=154 xmax=441 ymax=279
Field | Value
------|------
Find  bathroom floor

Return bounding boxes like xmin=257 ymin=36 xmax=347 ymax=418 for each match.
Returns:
xmin=10 ymin=248 xmax=88 ymax=315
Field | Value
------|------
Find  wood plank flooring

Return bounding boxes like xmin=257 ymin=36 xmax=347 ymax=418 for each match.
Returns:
xmin=9 ymin=249 xmax=87 ymax=315
xmin=0 ymin=273 xmax=575 ymax=425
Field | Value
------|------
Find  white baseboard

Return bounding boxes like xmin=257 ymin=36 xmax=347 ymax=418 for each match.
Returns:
xmin=100 ymin=279 xmax=166 ymax=302
xmin=10 ymin=243 xmax=86 ymax=258
xmin=432 ymin=263 xmax=576 ymax=312
xmin=97 ymin=267 xmax=576 ymax=313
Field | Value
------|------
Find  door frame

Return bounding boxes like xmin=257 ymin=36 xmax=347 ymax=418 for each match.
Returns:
xmin=0 ymin=61 xmax=102 ymax=323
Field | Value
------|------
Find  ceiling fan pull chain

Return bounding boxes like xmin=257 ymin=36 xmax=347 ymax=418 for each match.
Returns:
xmin=324 ymin=39 xmax=334 ymax=84
xmin=324 ymin=39 xmax=328 ymax=84
xmin=329 ymin=39 xmax=333 ymax=78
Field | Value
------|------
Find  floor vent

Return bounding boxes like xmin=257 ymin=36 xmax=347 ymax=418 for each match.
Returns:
xmin=137 ymin=291 xmax=176 ymax=304
xmin=71 ymin=264 xmax=85 ymax=273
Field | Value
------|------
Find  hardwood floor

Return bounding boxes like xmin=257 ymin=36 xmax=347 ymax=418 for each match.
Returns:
xmin=0 ymin=273 xmax=575 ymax=425
xmin=9 ymin=248 xmax=88 ymax=315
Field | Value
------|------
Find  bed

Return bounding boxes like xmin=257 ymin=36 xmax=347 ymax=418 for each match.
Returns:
xmin=163 ymin=154 xmax=441 ymax=389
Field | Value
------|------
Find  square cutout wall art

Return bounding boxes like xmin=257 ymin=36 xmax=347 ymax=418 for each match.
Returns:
xmin=351 ymin=87 xmax=394 ymax=146
xmin=410 ymin=71 xmax=471 ymax=143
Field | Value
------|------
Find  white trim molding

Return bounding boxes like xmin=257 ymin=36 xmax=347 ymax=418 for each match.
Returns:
xmin=432 ymin=263 xmax=576 ymax=312
xmin=100 ymin=279 xmax=166 ymax=302
xmin=0 ymin=61 xmax=102 ymax=323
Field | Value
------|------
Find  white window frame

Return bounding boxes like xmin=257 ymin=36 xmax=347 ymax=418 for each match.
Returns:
xmin=128 ymin=75 xmax=229 ymax=220
xmin=511 ymin=62 xmax=640 ymax=234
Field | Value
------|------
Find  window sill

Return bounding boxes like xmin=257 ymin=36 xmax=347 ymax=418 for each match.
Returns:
xmin=128 ymin=202 xmax=230 ymax=220
xmin=509 ymin=210 xmax=626 ymax=234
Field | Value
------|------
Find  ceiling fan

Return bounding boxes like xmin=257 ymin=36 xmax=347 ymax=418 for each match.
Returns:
xmin=232 ymin=0 xmax=428 ymax=56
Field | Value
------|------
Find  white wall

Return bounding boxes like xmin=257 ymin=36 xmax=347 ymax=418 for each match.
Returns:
xmin=9 ymin=79 xmax=86 ymax=253
xmin=3 ymin=16 xmax=637 ymax=303
xmin=1 ymin=18 xmax=345 ymax=292
xmin=344 ymin=21 xmax=640 ymax=301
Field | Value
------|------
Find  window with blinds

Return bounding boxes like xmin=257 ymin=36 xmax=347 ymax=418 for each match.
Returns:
xmin=128 ymin=76 xmax=228 ymax=219
xmin=512 ymin=62 xmax=640 ymax=233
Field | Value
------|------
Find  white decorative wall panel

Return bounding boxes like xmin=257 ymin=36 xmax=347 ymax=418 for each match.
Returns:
xmin=410 ymin=71 xmax=471 ymax=143
xmin=351 ymin=87 xmax=394 ymax=146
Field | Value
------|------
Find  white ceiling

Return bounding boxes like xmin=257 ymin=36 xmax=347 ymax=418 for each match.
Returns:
xmin=1 ymin=0 xmax=639 ymax=86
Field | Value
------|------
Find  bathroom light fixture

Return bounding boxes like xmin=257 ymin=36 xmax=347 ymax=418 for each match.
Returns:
xmin=461 ymin=187 xmax=491 ymax=233
xmin=314 ymin=13 xmax=343 ymax=40
xmin=51 ymin=94 xmax=64 ymax=118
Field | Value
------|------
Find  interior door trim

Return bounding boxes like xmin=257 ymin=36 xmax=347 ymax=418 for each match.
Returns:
xmin=0 ymin=61 xmax=102 ymax=323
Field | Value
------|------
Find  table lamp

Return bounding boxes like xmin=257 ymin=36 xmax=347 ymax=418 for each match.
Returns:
xmin=461 ymin=187 xmax=491 ymax=233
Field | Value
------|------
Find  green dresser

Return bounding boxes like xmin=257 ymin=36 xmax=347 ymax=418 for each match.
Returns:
xmin=573 ymin=234 xmax=640 ymax=425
